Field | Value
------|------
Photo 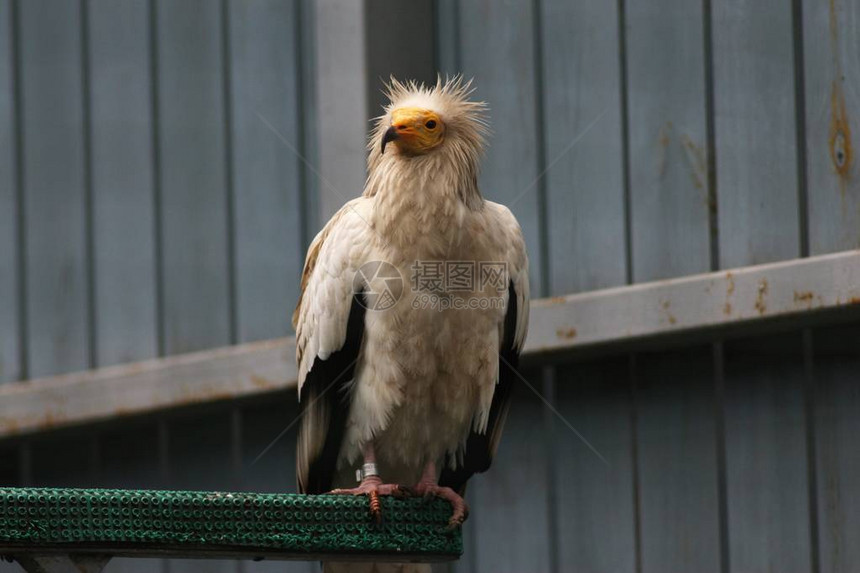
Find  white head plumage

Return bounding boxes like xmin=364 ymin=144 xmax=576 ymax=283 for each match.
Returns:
xmin=364 ymin=76 xmax=489 ymax=210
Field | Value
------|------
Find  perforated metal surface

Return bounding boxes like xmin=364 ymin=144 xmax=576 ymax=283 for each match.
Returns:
xmin=0 ymin=488 xmax=461 ymax=561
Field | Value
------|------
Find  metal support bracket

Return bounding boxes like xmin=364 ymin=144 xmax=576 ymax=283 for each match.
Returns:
xmin=13 ymin=554 xmax=110 ymax=573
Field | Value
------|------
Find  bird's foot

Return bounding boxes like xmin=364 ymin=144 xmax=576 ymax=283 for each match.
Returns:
xmin=330 ymin=476 xmax=402 ymax=523
xmin=411 ymin=482 xmax=469 ymax=529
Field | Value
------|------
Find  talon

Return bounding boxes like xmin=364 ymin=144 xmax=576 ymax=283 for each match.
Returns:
xmin=411 ymin=483 xmax=469 ymax=528
xmin=328 ymin=476 xmax=402 ymax=523
xmin=446 ymin=503 xmax=468 ymax=530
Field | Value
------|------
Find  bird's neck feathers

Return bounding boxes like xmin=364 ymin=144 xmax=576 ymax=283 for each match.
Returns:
xmin=361 ymin=76 xmax=489 ymax=252
xmin=365 ymin=150 xmax=481 ymax=254
xmin=365 ymin=144 xmax=483 ymax=208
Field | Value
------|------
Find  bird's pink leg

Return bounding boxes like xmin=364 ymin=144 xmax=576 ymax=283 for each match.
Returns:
xmin=412 ymin=460 xmax=469 ymax=528
xmin=329 ymin=443 xmax=401 ymax=522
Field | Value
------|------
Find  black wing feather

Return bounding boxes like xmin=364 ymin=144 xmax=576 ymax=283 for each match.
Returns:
xmin=439 ymin=281 xmax=520 ymax=494
xmin=296 ymin=293 xmax=366 ymax=494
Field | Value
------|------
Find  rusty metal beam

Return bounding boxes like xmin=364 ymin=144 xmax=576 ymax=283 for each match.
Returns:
xmin=526 ymin=249 xmax=860 ymax=358
xmin=0 ymin=339 xmax=295 ymax=438
xmin=1 ymin=250 xmax=859 ymax=439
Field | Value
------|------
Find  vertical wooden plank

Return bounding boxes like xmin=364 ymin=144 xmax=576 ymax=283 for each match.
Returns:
xmin=803 ymin=0 xmax=860 ymax=254
xmin=711 ymin=5 xmax=812 ymax=571
xmin=722 ymin=334 xmax=811 ymax=573
xmin=18 ymin=0 xmax=90 ymax=377
xmin=434 ymin=0 xmax=459 ymax=76
xmin=313 ymin=0 xmax=367 ymax=221
xmin=0 ymin=446 xmax=23 ymax=572
xmin=0 ymin=447 xmax=19 ymax=486
xmin=364 ymin=0 xmax=436 ymax=117
xmin=626 ymin=5 xmax=723 ymax=570
xmin=148 ymin=11 xmax=238 ymax=573
xmin=458 ymin=0 xmax=544 ymax=295
xmin=30 ymin=432 xmax=94 ymax=488
xmin=636 ymin=347 xmax=721 ymax=573
xmin=96 ymin=421 xmax=162 ymax=489
xmin=0 ymin=0 xmax=20 ymax=384
xmin=241 ymin=393 xmax=314 ymax=573
xmin=99 ymin=421 xmax=165 ymax=573
xmin=297 ymin=0 xmax=318 ymax=247
xmin=87 ymin=7 xmax=159 ymax=571
xmin=155 ymin=0 xmax=231 ymax=355
xmin=712 ymin=0 xmax=799 ymax=268
xmin=470 ymin=375 xmax=552 ymax=573
xmin=554 ymin=359 xmax=636 ymax=572
xmin=88 ymin=0 xmax=158 ymax=366
xmin=239 ymin=395 xmax=295 ymax=494
xmin=165 ymin=410 xmax=236 ymax=573
xmin=540 ymin=0 xmax=626 ymax=294
xmin=813 ymin=324 xmax=860 ymax=573
xmin=626 ymin=0 xmax=711 ymax=282
xmin=227 ymin=0 xmax=303 ymax=344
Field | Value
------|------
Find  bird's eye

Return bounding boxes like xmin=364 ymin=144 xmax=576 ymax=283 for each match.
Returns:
xmin=425 ymin=120 xmax=437 ymax=130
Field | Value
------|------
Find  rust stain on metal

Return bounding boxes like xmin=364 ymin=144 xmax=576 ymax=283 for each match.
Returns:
xmin=828 ymin=0 xmax=853 ymax=193
xmin=41 ymin=410 xmax=63 ymax=429
xmin=250 ymin=375 xmax=279 ymax=391
xmin=0 ymin=417 xmax=19 ymax=434
xmin=794 ymin=291 xmax=815 ymax=308
xmin=8 ymin=409 xmax=70 ymax=434
xmin=723 ymin=273 xmax=736 ymax=317
xmin=177 ymin=388 xmax=236 ymax=407
xmin=660 ymin=300 xmax=677 ymax=325
xmin=849 ymin=296 xmax=860 ymax=305
xmin=545 ymin=296 xmax=567 ymax=306
xmin=657 ymin=121 xmax=672 ymax=179
xmin=165 ymin=384 xmax=239 ymax=411
xmin=680 ymin=134 xmax=706 ymax=191
xmin=555 ymin=328 xmax=577 ymax=340
xmin=755 ymin=279 xmax=769 ymax=315
xmin=113 ymin=406 xmax=135 ymax=418
xmin=830 ymin=82 xmax=853 ymax=182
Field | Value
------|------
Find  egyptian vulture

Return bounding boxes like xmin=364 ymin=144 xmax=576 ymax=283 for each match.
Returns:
xmin=294 ymin=78 xmax=530 ymax=535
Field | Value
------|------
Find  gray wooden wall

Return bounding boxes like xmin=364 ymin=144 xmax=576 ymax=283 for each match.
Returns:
xmin=1 ymin=0 xmax=859 ymax=572
xmin=435 ymin=1 xmax=860 ymax=572
xmin=0 ymin=0 xmax=316 ymax=571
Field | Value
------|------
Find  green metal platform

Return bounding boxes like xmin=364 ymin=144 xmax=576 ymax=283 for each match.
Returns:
xmin=0 ymin=487 xmax=462 ymax=571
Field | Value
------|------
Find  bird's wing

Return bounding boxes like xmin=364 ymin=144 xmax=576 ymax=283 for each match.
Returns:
xmin=294 ymin=198 xmax=373 ymax=494
xmin=440 ymin=203 xmax=530 ymax=494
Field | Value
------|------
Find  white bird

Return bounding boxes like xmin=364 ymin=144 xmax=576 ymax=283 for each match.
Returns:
xmin=293 ymin=77 xmax=530 ymax=545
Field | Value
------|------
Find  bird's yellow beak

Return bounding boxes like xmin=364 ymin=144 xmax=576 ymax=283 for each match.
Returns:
xmin=381 ymin=107 xmax=444 ymax=155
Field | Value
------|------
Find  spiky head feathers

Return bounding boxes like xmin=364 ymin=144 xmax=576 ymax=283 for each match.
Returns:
xmin=368 ymin=76 xmax=488 ymax=170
